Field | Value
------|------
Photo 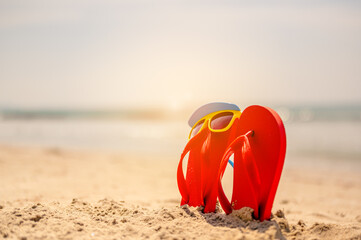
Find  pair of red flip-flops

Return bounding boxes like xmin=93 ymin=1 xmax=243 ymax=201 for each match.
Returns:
xmin=177 ymin=105 xmax=286 ymax=221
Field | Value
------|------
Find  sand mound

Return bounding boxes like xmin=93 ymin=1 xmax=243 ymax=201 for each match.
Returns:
xmin=2 ymin=199 xmax=359 ymax=240
xmin=0 ymin=199 xmax=282 ymax=239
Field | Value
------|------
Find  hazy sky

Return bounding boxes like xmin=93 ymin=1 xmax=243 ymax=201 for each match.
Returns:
xmin=0 ymin=0 xmax=360 ymax=109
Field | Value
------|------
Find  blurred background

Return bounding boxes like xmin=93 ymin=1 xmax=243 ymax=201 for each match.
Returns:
xmin=0 ymin=0 xmax=360 ymax=171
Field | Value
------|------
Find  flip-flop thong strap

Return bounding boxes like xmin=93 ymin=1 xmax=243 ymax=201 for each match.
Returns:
xmin=177 ymin=130 xmax=209 ymax=205
xmin=217 ymin=147 xmax=234 ymax=214
xmin=177 ymin=149 xmax=189 ymax=204
xmin=217 ymin=133 xmax=261 ymax=215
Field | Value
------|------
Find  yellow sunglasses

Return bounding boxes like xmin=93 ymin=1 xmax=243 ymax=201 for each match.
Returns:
xmin=188 ymin=110 xmax=242 ymax=140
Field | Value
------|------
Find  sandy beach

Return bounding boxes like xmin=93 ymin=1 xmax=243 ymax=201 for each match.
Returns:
xmin=1 ymin=0 xmax=361 ymax=238
xmin=0 ymin=145 xmax=360 ymax=240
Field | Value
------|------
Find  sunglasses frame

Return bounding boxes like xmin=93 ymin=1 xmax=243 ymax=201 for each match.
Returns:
xmin=188 ymin=110 xmax=241 ymax=140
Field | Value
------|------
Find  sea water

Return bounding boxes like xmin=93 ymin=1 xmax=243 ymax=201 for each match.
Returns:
xmin=0 ymin=106 xmax=360 ymax=171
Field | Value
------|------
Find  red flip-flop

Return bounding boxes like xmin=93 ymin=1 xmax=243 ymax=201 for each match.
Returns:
xmin=218 ymin=105 xmax=286 ymax=221
xmin=177 ymin=118 xmax=243 ymax=212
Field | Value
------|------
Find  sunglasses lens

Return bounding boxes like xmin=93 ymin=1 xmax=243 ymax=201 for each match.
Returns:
xmin=210 ymin=112 xmax=234 ymax=130
xmin=190 ymin=120 xmax=204 ymax=138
